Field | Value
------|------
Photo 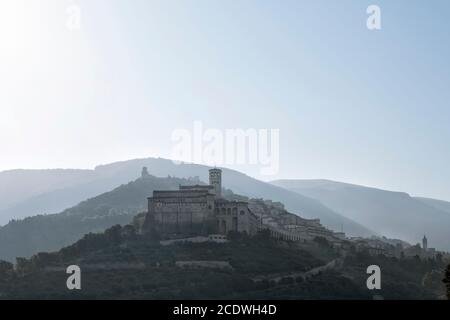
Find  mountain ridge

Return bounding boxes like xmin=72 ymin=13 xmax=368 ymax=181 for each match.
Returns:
xmin=0 ymin=158 xmax=373 ymax=238
xmin=271 ymin=179 xmax=450 ymax=251
xmin=0 ymin=160 xmax=373 ymax=262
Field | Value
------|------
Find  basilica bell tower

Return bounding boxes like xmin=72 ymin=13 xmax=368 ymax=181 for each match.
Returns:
xmin=209 ymin=168 xmax=222 ymax=199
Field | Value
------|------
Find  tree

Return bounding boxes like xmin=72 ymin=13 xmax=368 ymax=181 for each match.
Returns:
xmin=444 ymin=264 xmax=450 ymax=300
xmin=313 ymin=236 xmax=330 ymax=248
xmin=0 ymin=260 xmax=14 ymax=276
xmin=436 ymin=253 xmax=443 ymax=264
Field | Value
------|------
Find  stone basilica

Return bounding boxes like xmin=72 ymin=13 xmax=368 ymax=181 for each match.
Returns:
xmin=141 ymin=168 xmax=259 ymax=238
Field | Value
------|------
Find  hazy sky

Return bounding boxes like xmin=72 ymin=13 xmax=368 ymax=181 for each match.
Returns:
xmin=1 ymin=0 xmax=450 ymax=201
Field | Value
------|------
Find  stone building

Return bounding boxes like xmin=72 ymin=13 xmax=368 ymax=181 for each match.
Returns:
xmin=141 ymin=168 xmax=259 ymax=239
xmin=137 ymin=168 xmax=345 ymax=246
xmin=423 ymin=235 xmax=428 ymax=251
xmin=247 ymin=198 xmax=345 ymax=245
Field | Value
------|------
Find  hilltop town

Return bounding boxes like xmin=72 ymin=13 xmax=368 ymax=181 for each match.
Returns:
xmin=1 ymin=167 xmax=449 ymax=299
xmin=134 ymin=167 xmax=448 ymax=261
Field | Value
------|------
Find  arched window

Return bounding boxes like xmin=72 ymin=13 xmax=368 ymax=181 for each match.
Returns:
xmin=232 ymin=217 xmax=238 ymax=231
xmin=221 ymin=220 xmax=227 ymax=233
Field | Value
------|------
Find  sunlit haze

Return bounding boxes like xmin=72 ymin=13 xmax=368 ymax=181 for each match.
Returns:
xmin=1 ymin=0 xmax=450 ymax=201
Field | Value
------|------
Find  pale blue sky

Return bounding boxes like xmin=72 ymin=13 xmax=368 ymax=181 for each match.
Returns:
xmin=0 ymin=0 xmax=449 ymax=201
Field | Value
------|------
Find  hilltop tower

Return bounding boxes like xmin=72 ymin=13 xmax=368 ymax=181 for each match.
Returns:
xmin=209 ymin=168 xmax=222 ymax=198
xmin=141 ymin=166 xmax=150 ymax=178
xmin=422 ymin=235 xmax=428 ymax=251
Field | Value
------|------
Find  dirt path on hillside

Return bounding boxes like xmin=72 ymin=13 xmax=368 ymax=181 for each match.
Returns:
xmin=252 ymin=257 xmax=344 ymax=284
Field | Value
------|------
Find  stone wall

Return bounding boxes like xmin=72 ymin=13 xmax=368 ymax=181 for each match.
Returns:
xmin=148 ymin=191 xmax=216 ymax=238
xmin=215 ymin=201 xmax=258 ymax=235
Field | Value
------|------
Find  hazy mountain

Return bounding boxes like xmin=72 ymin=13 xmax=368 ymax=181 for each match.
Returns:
xmin=0 ymin=162 xmax=180 ymax=225
xmin=0 ymin=169 xmax=94 ymax=216
xmin=0 ymin=158 xmax=373 ymax=236
xmin=415 ymin=197 xmax=450 ymax=215
xmin=271 ymin=179 xmax=450 ymax=251
xmin=0 ymin=158 xmax=373 ymax=261
xmin=0 ymin=174 xmax=186 ymax=262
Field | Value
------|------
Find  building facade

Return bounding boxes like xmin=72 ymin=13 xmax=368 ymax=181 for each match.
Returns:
xmin=141 ymin=169 xmax=259 ymax=239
